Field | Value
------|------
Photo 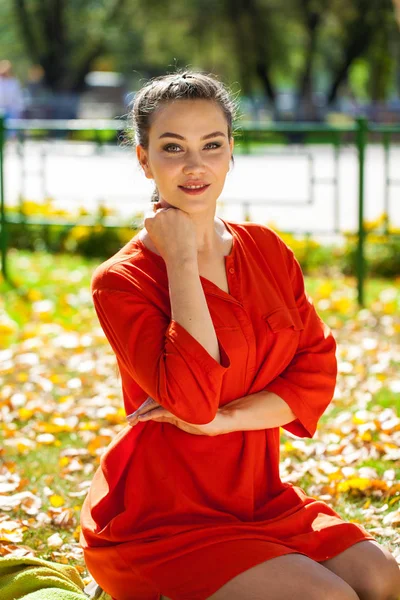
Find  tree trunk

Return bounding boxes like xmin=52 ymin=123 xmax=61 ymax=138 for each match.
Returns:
xmin=225 ymin=0 xmax=253 ymax=96
xmin=327 ymin=0 xmax=378 ymax=105
xmin=242 ymin=0 xmax=277 ymax=108
xmin=296 ymin=1 xmax=322 ymax=121
xmin=13 ymin=0 xmax=127 ymax=93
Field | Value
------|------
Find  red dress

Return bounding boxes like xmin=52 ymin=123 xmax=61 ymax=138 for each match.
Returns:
xmin=79 ymin=219 xmax=376 ymax=600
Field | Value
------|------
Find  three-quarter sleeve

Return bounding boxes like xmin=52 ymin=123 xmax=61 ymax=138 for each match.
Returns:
xmin=264 ymin=250 xmax=337 ymax=438
xmin=92 ymin=279 xmax=231 ymax=424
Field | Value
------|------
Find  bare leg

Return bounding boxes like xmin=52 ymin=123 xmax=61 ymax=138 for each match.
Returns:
xmin=320 ymin=540 xmax=400 ymax=600
xmin=207 ymin=553 xmax=359 ymax=600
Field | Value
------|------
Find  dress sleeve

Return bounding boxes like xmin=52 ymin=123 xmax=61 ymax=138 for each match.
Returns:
xmin=92 ymin=282 xmax=231 ymax=424
xmin=264 ymin=250 xmax=337 ymax=438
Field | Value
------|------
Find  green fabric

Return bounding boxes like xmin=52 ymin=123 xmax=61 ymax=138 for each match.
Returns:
xmin=20 ymin=590 xmax=86 ymax=600
xmin=0 ymin=555 xmax=87 ymax=600
xmin=93 ymin=590 xmax=112 ymax=600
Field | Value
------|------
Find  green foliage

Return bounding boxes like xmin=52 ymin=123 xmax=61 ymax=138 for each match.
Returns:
xmin=6 ymin=219 xmax=140 ymax=258
xmin=6 ymin=221 xmax=73 ymax=253
xmin=1 ymin=0 xmax=398 ymax=106
xmin=349 ymin=58 xmax=370 ymax=101
xmin=341 ymin=235 xmax=400 ymax=278
xmin=269 ymin=218 xmax=400 ymax=278
xmin=63 ymin=224 xmax=137 ymax=258
xmin=5 ymin=199 xmax=142 ymax=258
xmin=6 ymin=202 xmax=400 ymax=276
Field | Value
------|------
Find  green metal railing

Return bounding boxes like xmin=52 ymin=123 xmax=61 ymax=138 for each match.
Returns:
xmin=1 ymin=115 xmax=399 ymax=306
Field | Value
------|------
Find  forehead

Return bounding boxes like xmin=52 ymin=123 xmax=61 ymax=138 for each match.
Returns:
xmin=149 ymin=99 xmax=228 ymax=136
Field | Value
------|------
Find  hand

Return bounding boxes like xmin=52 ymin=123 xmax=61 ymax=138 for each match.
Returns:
xmin=126 ymin=397 xmax=160 ymax=426
xmin=144 ymin=199 xmax=197 ymax=264
xmin=128 ymin=400 xmax=231 ymax=436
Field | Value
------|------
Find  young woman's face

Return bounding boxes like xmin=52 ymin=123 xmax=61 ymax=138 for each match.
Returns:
xmin=137 ymin=99 xmax=234 ymax=214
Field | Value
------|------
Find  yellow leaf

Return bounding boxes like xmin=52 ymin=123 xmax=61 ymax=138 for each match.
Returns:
xmin=16 ymin=441 xmax=35 ymax=454
xmin=26 ymin=289 xmax=42 ymax=302
xmin=382 ymin=302 xmax=396 ymax=315
xmin=78 ymin=421 xmax=100 ymax=432
xmin=337 ymin=478 xmax=371 ymax=492
xmin=49 ymin=494 xmax=65 ymax=508
xmin=87 ymin=435 xmax=112 ymax=455
xmin=389 ymin=496 xmax=400 ymax=506
xmin=283 ymin=441 xmax=294 ymax=452
xmin=331 ymin=297 xmax=352 ymax=314
xmin=317 ymin=282 xmax=334 ymax=298
xmin=328 ymin=472 xmax=343 ymax=481
xmin=18 ymin=408 xmax=34 ymax=420
xmin=16 ymin=373 xmax=29 ymax=383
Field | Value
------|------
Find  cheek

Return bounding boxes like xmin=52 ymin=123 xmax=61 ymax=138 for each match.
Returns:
xmin=151 ymin=156 xmax=181 ymax=179
xmin=211 ymin=154 xmax=231 ymax=175
xmin=203 ymin=152 xmax=229 ymax=168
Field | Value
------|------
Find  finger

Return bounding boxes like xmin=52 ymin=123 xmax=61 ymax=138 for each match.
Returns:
xmin=126 ymin=397 xmax=159 ymax=420
xmin=137 ymin=407 xmax=169 ymax=421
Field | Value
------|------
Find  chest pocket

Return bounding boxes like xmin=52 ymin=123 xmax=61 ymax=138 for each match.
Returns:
xmin=259 ymin=306 xmax=305 ymax=383
xmin=263 ymin=306 xmax=304 ymax=333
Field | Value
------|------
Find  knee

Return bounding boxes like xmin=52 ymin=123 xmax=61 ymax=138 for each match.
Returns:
xmin=356 ymin=556 xmax=400 ymax=600
xmin=322 ymin=586 xmax=359 ymax=600
xmin=313 ymin=578 xmax=359 ymax=600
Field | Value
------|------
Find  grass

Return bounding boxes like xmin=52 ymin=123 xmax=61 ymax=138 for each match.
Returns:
xmin=367 ymin=388 xmax=400 ymax=414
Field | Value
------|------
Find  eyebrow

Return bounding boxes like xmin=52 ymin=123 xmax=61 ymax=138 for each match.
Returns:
xmin=158 ymin=131 xmax=226 ymax=140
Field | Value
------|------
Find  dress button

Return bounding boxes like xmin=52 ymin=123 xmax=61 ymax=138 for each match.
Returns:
xmin=229 ymin=267 xmax=235 ymax=274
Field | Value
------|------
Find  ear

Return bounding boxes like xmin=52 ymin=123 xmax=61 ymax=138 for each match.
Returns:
xmin=136 ymin=144 xmax=153 ymax=179
xmin=228 ymin=137 xmax=234 ymax=172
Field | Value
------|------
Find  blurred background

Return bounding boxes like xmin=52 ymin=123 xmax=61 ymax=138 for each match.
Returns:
xmin=1 ymin=0 xmax=400 ymax=293
xmin=1 ymin=1 xmax=400 ymax=576
xmin=0 ymin=0 xmax=399 ymax=299
xmin=1 ymin=0 xmax=400 ymax=122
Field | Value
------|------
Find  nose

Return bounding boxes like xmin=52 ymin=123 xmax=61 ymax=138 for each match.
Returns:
xmin=183 ymin=150 xmax=206 ymax=175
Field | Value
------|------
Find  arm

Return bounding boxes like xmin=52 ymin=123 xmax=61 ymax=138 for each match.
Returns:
xmin=92 ymin=267 xmax=230 ymax=425
xmin=218 ymin=390 xmax=296 ymax=432
xmin=166 ymin=256 xmax=222 ymax=364
xmin=264 ymin=252 xmax=337 ymax=438
xmin=217 ymin=249 xmax=337 ymax=438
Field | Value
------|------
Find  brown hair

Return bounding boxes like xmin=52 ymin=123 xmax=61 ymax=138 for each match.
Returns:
xmin=129 ymin=69 xmax=239 ymax=202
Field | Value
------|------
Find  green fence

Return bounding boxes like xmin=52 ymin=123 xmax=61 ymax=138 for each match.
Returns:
xmin=1 ymin=115 xmax=399 ymax=307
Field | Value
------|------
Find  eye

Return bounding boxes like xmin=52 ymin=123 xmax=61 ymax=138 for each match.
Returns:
xmin=162 ymin=142 xmax=222 ymax=153
xmin=163 ymin=143 xmax=181 ymax=153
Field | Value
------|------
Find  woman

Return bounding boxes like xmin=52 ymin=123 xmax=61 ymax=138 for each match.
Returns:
xmin=79 ymin=71 xmax=400 ymax=600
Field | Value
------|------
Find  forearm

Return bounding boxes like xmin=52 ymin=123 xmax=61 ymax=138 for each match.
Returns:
xmin=166 ymin=258 xmax=221 ymax=364
xmin=219 ymin=390 xmax=297 ymax=432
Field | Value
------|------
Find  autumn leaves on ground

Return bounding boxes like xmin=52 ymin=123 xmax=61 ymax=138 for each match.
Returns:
xmin=0 ymin=249 xmax=399 ymax=585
